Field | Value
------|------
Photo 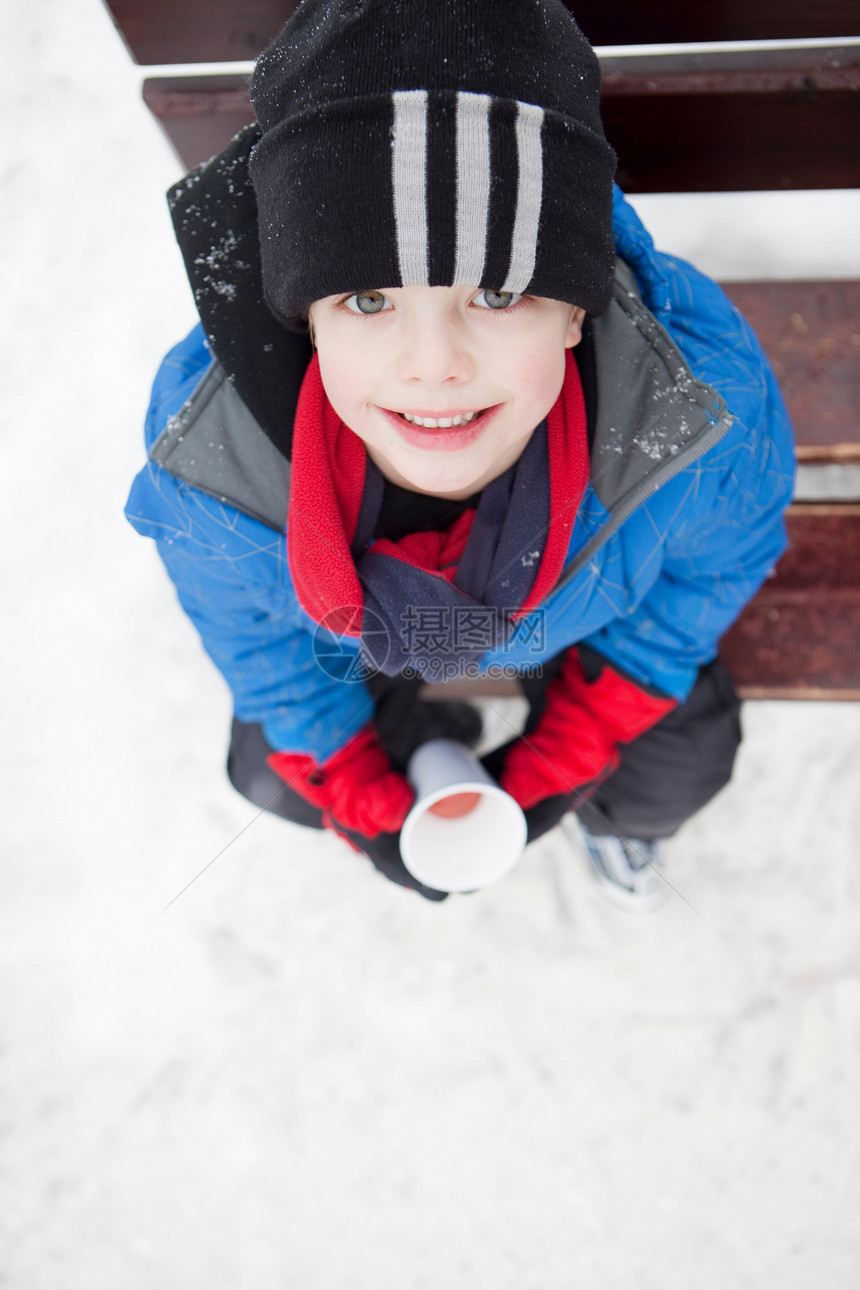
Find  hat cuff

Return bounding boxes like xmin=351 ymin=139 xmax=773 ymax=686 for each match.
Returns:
xmin=252 ymin=91 xmax=616 ymax=319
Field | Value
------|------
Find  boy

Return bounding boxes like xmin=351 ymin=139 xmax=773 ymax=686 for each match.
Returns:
xmin=126 ymin=0 xmax=794 ymax=908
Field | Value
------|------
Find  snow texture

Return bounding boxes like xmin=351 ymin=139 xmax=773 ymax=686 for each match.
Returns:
xmin=1 ymin=3 xmax=859 ymax=1287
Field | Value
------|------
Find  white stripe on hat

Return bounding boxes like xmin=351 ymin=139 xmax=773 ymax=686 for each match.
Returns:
xmin=452 ymin=92 xmax=492 ymax=286
xmin=391 ymin=90 xmax=429 ymax=285
xmin=501 ymin=101 xmax=545 ymax=294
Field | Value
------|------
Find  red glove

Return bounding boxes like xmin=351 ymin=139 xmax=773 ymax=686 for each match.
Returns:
xmin=500 ymin=650 xmax=677 ymax=810
xmin=267 ymin=723 xmax=414 ymax=838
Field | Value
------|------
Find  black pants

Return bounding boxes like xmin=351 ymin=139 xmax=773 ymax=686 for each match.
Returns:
xmin=227 ymin=658 xmax=741 ymax=842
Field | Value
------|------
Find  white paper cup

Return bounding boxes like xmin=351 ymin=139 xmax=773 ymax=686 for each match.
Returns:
xmin=401 ymin=738 xmax=527 ymax=892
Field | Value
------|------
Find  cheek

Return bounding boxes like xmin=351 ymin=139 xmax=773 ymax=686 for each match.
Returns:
xmin=514 ymin=345 xmax=568 ymax=405
xmin=316 ymin=350 xmax=369 ymax=416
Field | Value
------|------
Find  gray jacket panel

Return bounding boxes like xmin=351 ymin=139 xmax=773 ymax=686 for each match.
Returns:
xmin=589 ymin=262 xmax=732 ymax=512
xmin=150 ymin=359 xmax=291 ymax=532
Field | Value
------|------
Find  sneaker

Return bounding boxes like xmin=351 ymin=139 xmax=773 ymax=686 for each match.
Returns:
xmin=562 ymin=817 xmax=670 ymax=912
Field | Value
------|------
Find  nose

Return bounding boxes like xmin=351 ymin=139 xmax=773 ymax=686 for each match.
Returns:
xmin=395 ymin=307 xmax=474 ymax=386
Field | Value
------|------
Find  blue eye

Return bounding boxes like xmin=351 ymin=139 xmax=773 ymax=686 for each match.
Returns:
xmin=344 ymin=290 xmax=391 ymax=315
xmin=473 ymin=290 xmax=522 ymax=310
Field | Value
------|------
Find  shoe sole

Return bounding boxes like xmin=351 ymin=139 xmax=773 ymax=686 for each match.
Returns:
xmin=561 ymin=817 xmax=671 ymax=912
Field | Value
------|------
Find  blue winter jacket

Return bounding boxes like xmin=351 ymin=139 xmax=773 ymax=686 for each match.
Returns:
xmin=126 ymin=183 xmax=795 ymax=763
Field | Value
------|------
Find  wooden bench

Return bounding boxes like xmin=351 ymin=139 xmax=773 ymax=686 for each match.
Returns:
xmin=104 ymin=0 xmax=860 ymax=698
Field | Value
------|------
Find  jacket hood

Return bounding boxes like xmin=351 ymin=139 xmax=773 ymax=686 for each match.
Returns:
xmin=168 ymin=124 xmax=311 ymax=459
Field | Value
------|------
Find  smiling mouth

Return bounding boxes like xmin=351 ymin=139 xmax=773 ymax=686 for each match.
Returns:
xmin=395 ymin=409 xmax=488 ymax=429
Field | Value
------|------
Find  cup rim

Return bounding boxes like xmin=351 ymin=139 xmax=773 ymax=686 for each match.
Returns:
xmin=400 ymin=782 xmax=527 ymax=892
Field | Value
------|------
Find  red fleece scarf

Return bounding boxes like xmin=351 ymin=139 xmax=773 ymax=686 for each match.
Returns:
xmin=286 ymin=352 xmax=589 ymax=634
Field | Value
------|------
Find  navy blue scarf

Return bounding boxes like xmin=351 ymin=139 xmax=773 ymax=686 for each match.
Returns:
xmin=352 ymin=427 xmax=550 ymax=679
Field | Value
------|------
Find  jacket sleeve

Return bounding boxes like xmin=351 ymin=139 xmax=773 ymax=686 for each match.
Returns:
xmin=581 ymin=314 xmax=795 ymax=701
xmin=124 ymin=329 xmax=374 ymax=762
xmin=574 ymin=194 xmax=796 ymax=700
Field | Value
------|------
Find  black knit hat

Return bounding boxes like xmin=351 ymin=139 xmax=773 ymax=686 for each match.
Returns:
xmin=249 ymin=0 xmax=617 ymax=323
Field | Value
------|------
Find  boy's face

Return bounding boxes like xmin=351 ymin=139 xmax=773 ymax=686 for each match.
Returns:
xmin=307 ymin=286 xmax=585 ymax=500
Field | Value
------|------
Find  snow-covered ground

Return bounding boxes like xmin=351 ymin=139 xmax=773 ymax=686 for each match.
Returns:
xmin=2 ymin=3 xmax=860 ymax=1287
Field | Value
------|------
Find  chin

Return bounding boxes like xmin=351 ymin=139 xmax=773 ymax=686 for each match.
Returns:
xmin=401 ymin=466 xmax=484 ymax=498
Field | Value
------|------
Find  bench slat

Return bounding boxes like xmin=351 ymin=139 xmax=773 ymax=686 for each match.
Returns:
xmin=599 ymin=47 xmax=860 ymax=190
xmin=105 ymin=0 xmax=299 ymax=65
xmin=142 ymin=75 xmax=253 ymax=170
xmin=575 ymin=2 xmax=860 ymax=48
xmin=599 ymin=45 xmax=860 ymax=91
xmin=142 ymin=46 xmax=860 ymax=190
xmin=106 ymin=0 xmax=860 ymax=65
xmin=721 ymin=282 xmax=860 ymax=464
xmin=718 ymin=505 xmax=860 ymax=698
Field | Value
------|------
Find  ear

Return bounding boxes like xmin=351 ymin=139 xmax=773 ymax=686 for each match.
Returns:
xmin=565 ymin=306 xmax=587 ymax=349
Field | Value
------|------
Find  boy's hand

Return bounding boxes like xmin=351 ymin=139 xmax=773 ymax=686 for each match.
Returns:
xmin=324 ymin=818 xmax=448 ymax=902
xmin=484 ymin=649 xmax=676 ymax=839
xmin=267 ymin=723 xmax=414 ymax=837
xmin=267 ymin=724 xmax=447 ymax=900
xmin=371 ymin=684 xmax=484 ymax=773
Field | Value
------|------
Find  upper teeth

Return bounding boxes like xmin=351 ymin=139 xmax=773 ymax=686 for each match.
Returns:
xmin=400 ymin=411 xmax=480 ymax=428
